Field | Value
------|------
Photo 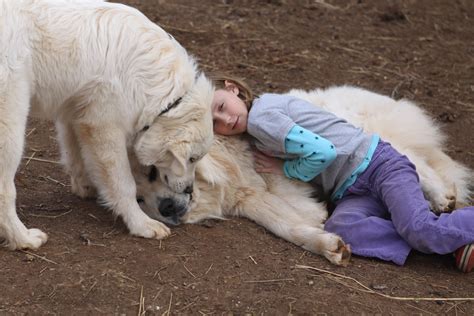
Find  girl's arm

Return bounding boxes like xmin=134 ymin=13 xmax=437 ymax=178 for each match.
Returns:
xmin=282 ymin=125 xmax=337 ymax=182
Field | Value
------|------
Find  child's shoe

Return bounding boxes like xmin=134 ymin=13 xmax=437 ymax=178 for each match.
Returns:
xmin=455 ymin=244 xmax=474 ymax=273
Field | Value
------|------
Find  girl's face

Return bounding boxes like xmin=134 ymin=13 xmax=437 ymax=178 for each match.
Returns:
xmin=211 ymin=81 xmax=248 ymax=136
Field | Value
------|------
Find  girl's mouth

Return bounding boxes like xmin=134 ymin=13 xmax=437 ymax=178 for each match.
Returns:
xmin=232 ymin=116 xmax=239 ymax=130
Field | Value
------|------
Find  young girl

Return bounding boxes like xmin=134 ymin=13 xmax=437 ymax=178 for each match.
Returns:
xmin=210 ymin=73 xmax=474 ymax=272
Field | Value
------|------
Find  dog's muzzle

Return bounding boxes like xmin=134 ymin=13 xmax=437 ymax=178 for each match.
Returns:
xmin=158 ymin=198 xmax=188 ymax=225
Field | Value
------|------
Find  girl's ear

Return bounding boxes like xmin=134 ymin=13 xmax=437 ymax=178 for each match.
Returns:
xmin=224 ymin=80 xmax=240 ymax=95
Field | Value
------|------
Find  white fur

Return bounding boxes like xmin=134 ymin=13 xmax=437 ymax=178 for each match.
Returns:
xmin=136 ymin=85 xmax=472 ymax=266
xmin=0 ymin=0 xmax=214 ymax=250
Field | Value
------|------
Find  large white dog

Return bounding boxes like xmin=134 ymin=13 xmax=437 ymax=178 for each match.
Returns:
xmin=136 ymin=85 xmax=472 ymax=265
xmin=0 ymin=0 xmax=214 ymax=250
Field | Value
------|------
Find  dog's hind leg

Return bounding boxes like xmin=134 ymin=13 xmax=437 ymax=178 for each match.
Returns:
xmin=234 ymin=188 xmax=350 ymax=266
xmin=428 ymin=150 xmax=472 ymax=209
xmin=0 ymin=66 xmax=48 ymax=249
xmin=404 ymin=148 xmax=456 ymax=213
xmin=56 ymin=120 xmax=97 ymax=199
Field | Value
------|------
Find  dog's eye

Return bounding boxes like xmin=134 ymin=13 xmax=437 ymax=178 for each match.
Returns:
xmin=148 ymin=166 xmax=158 ymax=182
xmin=142 ymin=125 xmax=150 ymax=131
xmin=137 ymin=196 xmax=144 ymax=204
xmin=189 ymin=157 xmax=196 ymax=163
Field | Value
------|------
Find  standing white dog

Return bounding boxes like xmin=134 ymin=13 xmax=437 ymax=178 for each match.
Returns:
xmin=0 ymin=0 xmax=214 ymax=250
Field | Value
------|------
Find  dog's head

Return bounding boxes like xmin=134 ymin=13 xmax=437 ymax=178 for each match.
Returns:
xmin=133 ymin=161 xmax=192 ymax=225
xmin=133 ymin=141 xmax=229 ymax=225
xmin=133 ymin=74 xmax=214 ymax=194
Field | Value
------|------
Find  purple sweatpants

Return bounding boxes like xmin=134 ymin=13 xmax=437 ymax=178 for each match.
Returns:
xmin=325 ymin=140 xmax=474 ymax=265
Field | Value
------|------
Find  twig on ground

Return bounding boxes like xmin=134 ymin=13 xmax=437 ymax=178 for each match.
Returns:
xmin=39 ymin=176 xmax=67 ymax=186
xmin=287 ymin=297 xmax=297 ymax=315
xmin=406 ymin=303 xmax=436 ymax=315
xmin=20 ymin=250 xmax=58 ymax=265
xmin=160 ymin=23 xmax=207 ymax=34
xmin=176 ymin=297 xmax=199 ymax=313
xmin=137 ymin=286 xmax=144 ymax=316
xmin=84 ymin=280 xmax=98 ymax=298
xmin=209 ymin=38 xmax=262 ymax=47
xmin=26 ymin=128 xmax=36 ymax=138
xmin=446 ymin=301 xmax=467 ymax=313
xmin=391 ymin=80 xmax=406 ymax=99
xmin=25 ymin=152 xmax=37 ymax=167
xmin=117 ymin=272 xmax=136 ymax=283
xmin=313 ymin=0 xmax=343 ymax=10
xmin=88 ymin=213 xmax=100 ymax=222
xmin=244 ymin=278 xmax=295 ymax=283
xmin=248 ymin=255 xmax=258 ymax=265
xmin=29 ymin=209 xmax=73 ymax=219
xmin=456 ymin=100 xmax=474 ymax=110
xmin=153 ymin=289 xmax=163 ymax=303
xmin=204 ymin=263 xmax=213 ymax=275
xmin=152 ymin=267 xmax=167 ymax=279
xmin=22 ymin=157 xmax=61 ymax=164
xmin=162 ymin=293 xmax=172 ymax=316
xmin=183 ymin=262 xmax=197 ymax=279
xmin=295 ymin=264 xmax=474 ymax=301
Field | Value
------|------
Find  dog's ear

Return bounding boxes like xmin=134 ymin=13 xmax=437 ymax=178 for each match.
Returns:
xmin=168 ymin=147 xmax=187 ymax=176
xmin=196 ymin=153 xmax=228 ymax=186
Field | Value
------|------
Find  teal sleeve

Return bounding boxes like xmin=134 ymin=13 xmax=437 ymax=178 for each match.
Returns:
xmin=283 ymin=125 xmax=337 ymax=182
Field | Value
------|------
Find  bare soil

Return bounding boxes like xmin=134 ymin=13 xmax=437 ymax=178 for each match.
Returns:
xmin=1 ymin=0 xmax=473 ymax=314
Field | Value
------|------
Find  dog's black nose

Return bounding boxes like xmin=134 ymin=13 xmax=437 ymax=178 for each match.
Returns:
xmin=184 ymin=185 xmax=193 ymax=194
xmin=159 ymin=198 xmax=176 ymax=218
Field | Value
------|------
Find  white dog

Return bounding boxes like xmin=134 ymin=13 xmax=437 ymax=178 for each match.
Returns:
xmin=136 ymin=85 xmax=472 ymax=265
xmin=0 ymin=0 xmax=214 ymax=250
xmin=136 ymin=135 xmax=352 ymax=266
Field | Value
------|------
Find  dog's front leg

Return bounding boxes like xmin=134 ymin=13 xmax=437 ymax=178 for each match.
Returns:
xmin=74 ymin=122 xmax=170 ymax=239
xmin=235 ymin=189 xmax=350 ymax=266
xmin=0 ymin=77 xmax=48 ymax=249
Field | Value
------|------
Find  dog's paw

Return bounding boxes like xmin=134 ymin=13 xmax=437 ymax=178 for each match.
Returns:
xmin=10 ymin=228 xmax=48 ymax=250
xmin=322 ymin=235 xmax=351 ymax=266
xmin=299 ymin=228 xmax=351 ymax=266
xmin=71 ymin=175 xmax=97 ymax=199
xmin=129 ymin=218 xmax=171 ymax=240
xmin=312 ymin=233 xmax=352 ymax=267
xmin=430 ymin=194 xmax=456 ymax=214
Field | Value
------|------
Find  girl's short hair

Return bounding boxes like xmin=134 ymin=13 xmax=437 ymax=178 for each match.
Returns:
xmin=210 ymin=73 xmax=254 ymax=109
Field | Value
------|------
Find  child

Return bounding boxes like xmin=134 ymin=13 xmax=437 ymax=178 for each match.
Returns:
xmin=210 ymin=73 xmax=474 ymax=272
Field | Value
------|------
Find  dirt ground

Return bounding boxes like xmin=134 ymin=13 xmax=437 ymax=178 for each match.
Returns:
xmin=1 ymin=0 xmax=473 ymax=314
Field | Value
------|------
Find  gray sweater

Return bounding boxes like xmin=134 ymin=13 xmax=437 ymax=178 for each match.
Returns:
xmin=247 ymin=93 xmax=379 ymax=199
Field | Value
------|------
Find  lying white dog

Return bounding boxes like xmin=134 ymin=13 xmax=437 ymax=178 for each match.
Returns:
xmin=135 ymin=135 xmax=352 ymax=266
xmin=0 ymin=0 xmax=214 ymax=250
xmin=136 ymin=85 xmax=472 ymax=265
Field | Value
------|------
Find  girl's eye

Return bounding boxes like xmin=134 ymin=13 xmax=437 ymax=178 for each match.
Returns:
xmin=219 ymin=103 xmax=224 ymax=110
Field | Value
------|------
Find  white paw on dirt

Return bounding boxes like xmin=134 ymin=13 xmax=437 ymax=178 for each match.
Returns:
xmin=12 ymin=228 xmax=48 ymax=250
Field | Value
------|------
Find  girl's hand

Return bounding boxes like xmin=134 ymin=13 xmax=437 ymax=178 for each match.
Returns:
xmin=253 ymin=150 xmax=284 ymax=175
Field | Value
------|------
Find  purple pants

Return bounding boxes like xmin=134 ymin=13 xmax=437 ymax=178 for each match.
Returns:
xmin=325 ymin=141 xmax=474 ymax=265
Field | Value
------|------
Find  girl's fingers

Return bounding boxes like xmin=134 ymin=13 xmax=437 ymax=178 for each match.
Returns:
xmin=255 ymin=167 xmax=271 ymax=173
xmin=253 ymin=150 xmax=271 ymax=160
